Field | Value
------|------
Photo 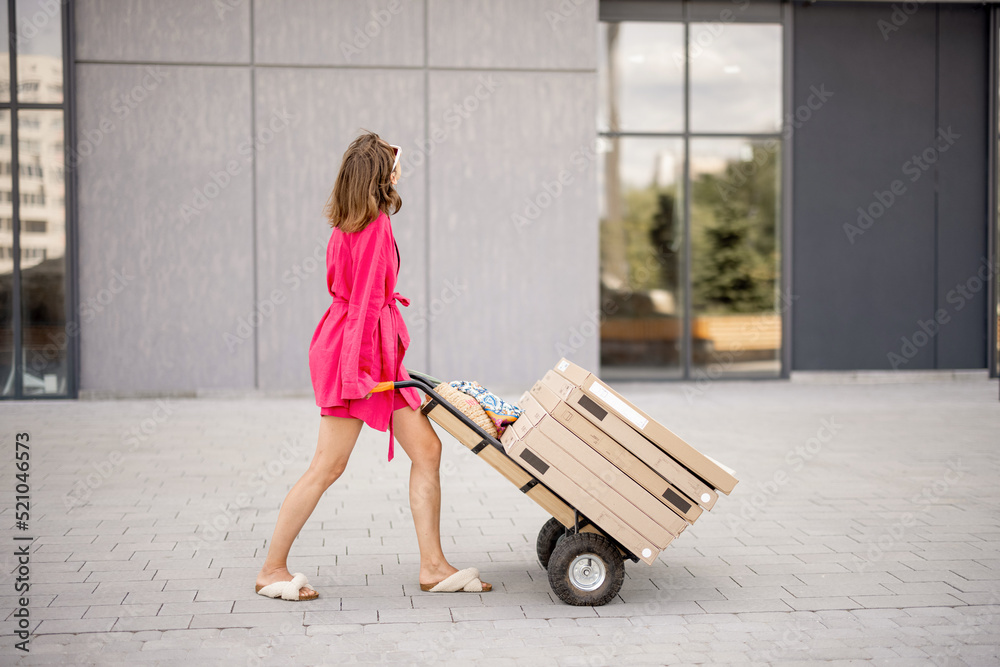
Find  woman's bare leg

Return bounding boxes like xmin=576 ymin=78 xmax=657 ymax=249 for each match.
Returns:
xmin=256 ymin=415 xmax=364 ymax=596
xmin=391 ymin=405 xmax=467 ymax=586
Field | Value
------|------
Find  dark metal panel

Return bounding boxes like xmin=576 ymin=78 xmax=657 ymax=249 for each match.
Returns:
xmin=792 ymin=5 xmax=937 ymax=370
xmin=600 ymin=0 xmax=781 ymax=23
xmin=936 ymin=6 xmax=990 ymax=369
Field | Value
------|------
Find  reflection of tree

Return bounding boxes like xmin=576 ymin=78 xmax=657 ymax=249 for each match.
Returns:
xmin=692 ymin=144 xmax=777 ymax=314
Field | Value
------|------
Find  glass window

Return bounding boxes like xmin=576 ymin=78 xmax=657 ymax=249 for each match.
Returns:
xmin=599 ymin=15 xmax=783 ymax=380
xmin=599 ymin=22 xmax=685 ymax=134
xmin=0 ymin=0 xmax=70 ymax=398
xmin=690 ymin=137 xmax=781 ymax=376
xmin=0 ymin=109 xmax=11 ymax=395
xmin=14 ymin=0 xmax=63 ymax=104
xmin=600 ymin=136 xmax=684 ymax=376
xmin=689 ymin=23 xmax=782 ymax=134
xmin=19 ymin=108 xmax=64 ymax=395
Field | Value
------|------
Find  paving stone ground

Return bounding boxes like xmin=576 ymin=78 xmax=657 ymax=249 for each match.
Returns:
xmin=1 ymin=377 xmax=998 ymax=666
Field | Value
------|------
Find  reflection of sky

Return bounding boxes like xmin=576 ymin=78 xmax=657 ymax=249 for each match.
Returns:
xmin=14 ymin=0 xmax=62 ymax=58
xmin=599 ymin=21 xmax=782 ymax=135
xmin=599 ymin=23 xmax=685 ymax=133
xmin=690 ymin=23 xmax=782 ymax=133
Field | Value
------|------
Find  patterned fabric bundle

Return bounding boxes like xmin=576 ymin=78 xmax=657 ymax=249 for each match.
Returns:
xmin=448 ymin=380 xmax=523 ymax=436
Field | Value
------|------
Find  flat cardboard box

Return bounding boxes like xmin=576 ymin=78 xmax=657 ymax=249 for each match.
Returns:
xmin=508 ymin=430 xmax=665 ymax=565
xmin=550 ymin=360 xmax=739 ymax=495
xmin=533 ymin=414 xmax=692 ymax=535
xmin=422 ymin=398 xmax=577 ymax=529
xmin=517 ymin=420 xmax=676 ymax=548
xmin=530 ymin=382 xmax=704 ymax=522
xmin=536 ymin=374 xmax=720 ymax=510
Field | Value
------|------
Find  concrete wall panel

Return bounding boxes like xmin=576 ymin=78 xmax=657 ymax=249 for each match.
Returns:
xmin=427 ymin=70 xmax=598 ymax=388
xmin=428 ymin=0 xmax=597 ymax=70
xmin=77 ymin=64 xmax=255 ymax=392
xmin=254 ymin=0 xmax=424 ymax=67
xmin=254 ymin=68 xmax=427 ymax=391
xmin=75 ymin=0 xmax=250 ymax=63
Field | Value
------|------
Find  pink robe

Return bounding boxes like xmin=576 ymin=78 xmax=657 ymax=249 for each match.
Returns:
xmin=308 ymin=211 xmax=421 ymax=460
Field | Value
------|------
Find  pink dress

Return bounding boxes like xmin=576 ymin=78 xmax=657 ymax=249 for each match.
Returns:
xmin=308 ymin=211 xmax=421 ymax=461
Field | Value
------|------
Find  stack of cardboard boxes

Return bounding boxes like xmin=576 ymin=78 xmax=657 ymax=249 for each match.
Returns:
xmin=500 ymin=358 xmax=739 ymax=566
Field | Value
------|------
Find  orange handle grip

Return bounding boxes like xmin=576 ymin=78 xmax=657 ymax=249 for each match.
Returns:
xmin=369 ymin=381 xmax=395 ymax=394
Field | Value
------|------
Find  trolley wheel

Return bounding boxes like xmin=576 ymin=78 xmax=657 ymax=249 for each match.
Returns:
xmin=547 ymin=532 xmax=625 ymax=606
xmin=536 ymin=517 xmax=566 ymax=570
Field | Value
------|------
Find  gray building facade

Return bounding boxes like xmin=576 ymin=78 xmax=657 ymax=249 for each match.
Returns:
xmin=0 ymin=0 xmax=997 ymax=399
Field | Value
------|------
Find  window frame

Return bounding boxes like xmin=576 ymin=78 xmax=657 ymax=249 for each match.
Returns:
xmin=1 ymin=0 xmax=77 ymax=399
xmin=597 ymin=1 xmax=792 ymax=379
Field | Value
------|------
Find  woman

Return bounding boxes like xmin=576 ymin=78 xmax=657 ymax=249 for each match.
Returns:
xmin=254 ymin=131 xmax=490 ymax=601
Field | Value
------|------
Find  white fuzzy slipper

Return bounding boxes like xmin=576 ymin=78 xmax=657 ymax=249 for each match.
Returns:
xmin=420 ymin=567 xmax=492 ymax=592
xmin=254 ymin=572 xmax=318 ymax=601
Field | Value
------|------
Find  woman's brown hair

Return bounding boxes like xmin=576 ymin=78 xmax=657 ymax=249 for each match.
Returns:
xmin=325 ymin=131 xmax=401 ymax=233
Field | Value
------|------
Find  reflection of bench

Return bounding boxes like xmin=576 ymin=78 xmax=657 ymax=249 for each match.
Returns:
xmin=691 ymin=314 xmax=781 ymax=353
xmin=600 ymin=314 xmax=781 ymax=366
